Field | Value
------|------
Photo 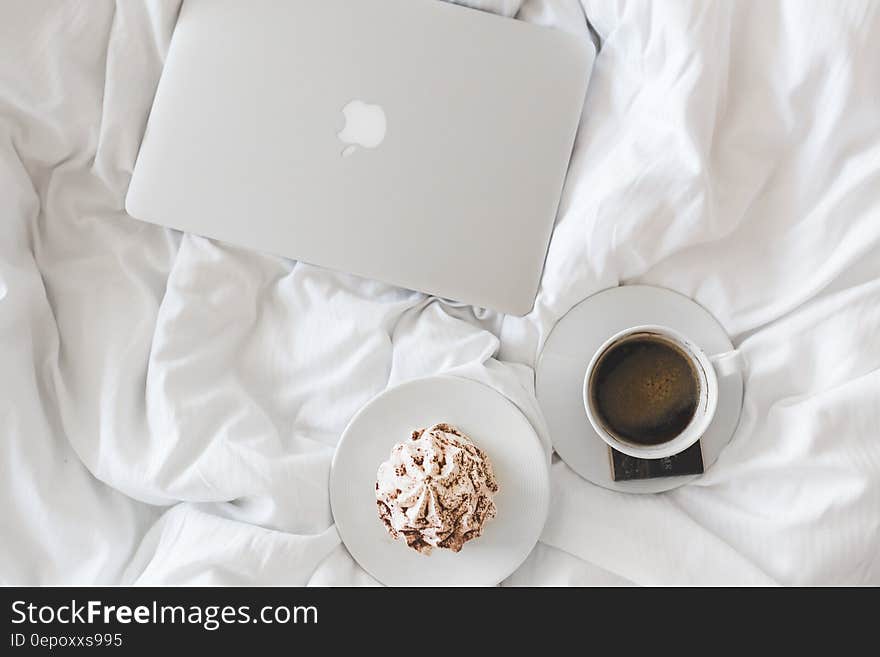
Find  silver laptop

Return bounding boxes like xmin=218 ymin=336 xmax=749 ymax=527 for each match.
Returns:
xmin=126 ymin=0 xmax=593 ymax=315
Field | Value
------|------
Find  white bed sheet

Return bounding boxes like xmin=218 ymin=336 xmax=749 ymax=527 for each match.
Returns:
xmin=1 ymin=0 xmax=878 ymax=586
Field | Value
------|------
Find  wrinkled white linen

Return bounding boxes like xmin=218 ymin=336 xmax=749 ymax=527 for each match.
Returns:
xmin=1 ymin=0 xmax=878 ymax=586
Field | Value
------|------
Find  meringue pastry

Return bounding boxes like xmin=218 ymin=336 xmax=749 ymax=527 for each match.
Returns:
xmin=375 ymin=423 xmax=499 ymax=555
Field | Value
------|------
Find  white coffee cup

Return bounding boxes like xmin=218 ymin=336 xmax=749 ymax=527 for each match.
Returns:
xmin=582 ymin=325 xmax=742 ymax=460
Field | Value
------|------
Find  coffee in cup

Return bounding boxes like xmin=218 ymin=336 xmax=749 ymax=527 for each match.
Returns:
xmin=583 ymin=325 xmax=742 ymax=460
xmin=590 ymin=333 xmax=700 ymax=446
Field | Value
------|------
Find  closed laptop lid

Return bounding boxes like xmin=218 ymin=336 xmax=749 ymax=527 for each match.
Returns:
xmin=125 ymin=0 xmax=593 ymax=315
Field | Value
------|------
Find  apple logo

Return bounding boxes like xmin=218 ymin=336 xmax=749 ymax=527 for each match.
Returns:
xmin=338 ymin=100 xmax=387 ymax=157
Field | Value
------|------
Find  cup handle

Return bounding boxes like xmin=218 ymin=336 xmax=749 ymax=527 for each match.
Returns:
xmin=710 ymin=349 xmax=743 ymax=378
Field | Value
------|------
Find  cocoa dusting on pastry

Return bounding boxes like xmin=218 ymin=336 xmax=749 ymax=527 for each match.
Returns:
xmin=375 ymin=423 xmax=498 ymax=555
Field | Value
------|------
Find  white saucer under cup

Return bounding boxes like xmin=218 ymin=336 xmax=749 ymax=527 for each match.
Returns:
xmin=330 ymin=376 xmax=550 ymax=586
xmin=536 ymin=285 xmax=744 ymax=494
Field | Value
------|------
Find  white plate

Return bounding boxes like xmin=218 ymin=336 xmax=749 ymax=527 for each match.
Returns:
xmin=330 ymin=376 xmax=550 ymax=586
xmin=536 ymin=285 xmax=743 ymax=494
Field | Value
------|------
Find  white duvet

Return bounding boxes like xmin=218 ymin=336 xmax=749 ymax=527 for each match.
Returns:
xmin=2 ymin=0 xmax=878 ymax=586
